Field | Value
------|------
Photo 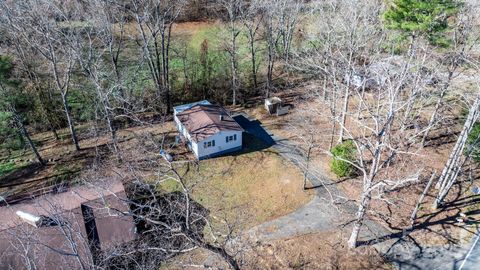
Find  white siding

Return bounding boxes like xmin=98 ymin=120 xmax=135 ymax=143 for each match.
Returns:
xmin=191 ymin=140 xmax=199 ymax=157
xmin=175 ymin=116 xmax=200 ymax=156
xmin=197 ymin=130 xmax=242 ymax=159
xmin=175 ymin=111 xmax=243 ymax=159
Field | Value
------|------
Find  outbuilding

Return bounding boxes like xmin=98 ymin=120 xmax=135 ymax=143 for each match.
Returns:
xmin=0 ymin=179 xmax=136 ymax=270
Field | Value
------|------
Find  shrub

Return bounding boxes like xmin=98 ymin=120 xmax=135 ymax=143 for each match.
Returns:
xmin=330 ymin=140 xmax=357 ymax=178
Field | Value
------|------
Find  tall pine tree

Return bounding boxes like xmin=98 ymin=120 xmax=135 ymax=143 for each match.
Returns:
xmin=383 ymin=0 xmax=461 ymax=47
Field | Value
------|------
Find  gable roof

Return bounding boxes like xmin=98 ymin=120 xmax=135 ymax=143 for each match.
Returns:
xmin=176 ymin=104 xmax=244 ymax=142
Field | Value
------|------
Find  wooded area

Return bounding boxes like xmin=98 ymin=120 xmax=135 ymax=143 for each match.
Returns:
xmin=1 ymin=0 xmax=480 ymax=269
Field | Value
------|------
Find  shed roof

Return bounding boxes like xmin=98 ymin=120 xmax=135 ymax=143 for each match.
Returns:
xmin=176 ymin=104 xmax=244 ymax=142
xmin=0 ymin=179 xmax=135 ymax=270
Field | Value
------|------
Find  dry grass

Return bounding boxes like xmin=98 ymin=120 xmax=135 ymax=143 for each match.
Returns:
xmin=164 ymin=150 xmax=315 ymax=229
xmin=242 ymin=231 xmax=391 ymax=270
xmin=162 ymin=231 xmax=391 ymax=270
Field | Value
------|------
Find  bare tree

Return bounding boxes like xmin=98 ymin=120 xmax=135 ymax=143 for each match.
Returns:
xmin=420 ymin=7 xmax=478 ymax=146
xmin=277 ymin=0 xmax=301 ymax=67
xmin=0 ymin=56 xmax=45 ymax=165
xmin=259 ymin=0 xmax=301 ymax=96
xmin=0 ymin=0 xmax=81 ymax=151
xmin=240 ymin=0 xmax=263 ymax=94
xmin=291 ymin=1 xmax=426 ymax=245
xmin=9 ymin=42 xmax=62 ymax=141
xmin=434 ymin=93 xmax=480 ymax=208
xmin=260 ymin=0 xmax=283 ymax=97
xmin=289 ymin=1 xmax=384 ymax=144
xmin=130 ymin=0 xmax=187 ymax=113
xmin=68 ymin=1 xmax=129 ymax=157
xmin=221 ymin=0 xmax=242 ymax=105
xmin=342 ymin=69 xmax=422 ymax=248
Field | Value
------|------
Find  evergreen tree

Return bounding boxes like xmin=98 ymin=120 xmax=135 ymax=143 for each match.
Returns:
xmin=383 ymin=0 xmax=461 ymax=46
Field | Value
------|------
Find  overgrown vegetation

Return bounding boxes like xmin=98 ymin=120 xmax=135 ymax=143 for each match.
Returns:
xmin=330 ymin=140 xmax=356 ymax=178
xmin=0 ymin=161 xmax=23 ymax=177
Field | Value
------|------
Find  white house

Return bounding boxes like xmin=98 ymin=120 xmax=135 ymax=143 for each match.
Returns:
xmin=174 ymin=101 xmax=244 ymax=160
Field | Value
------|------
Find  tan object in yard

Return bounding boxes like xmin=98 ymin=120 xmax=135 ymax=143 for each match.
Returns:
xmin=265 ymin=97 xmax=289 ymax=116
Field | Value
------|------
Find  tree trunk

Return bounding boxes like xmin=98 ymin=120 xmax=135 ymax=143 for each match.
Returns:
xmin=266 ymin=46 xmax=274 ymax=98
xmin=230 ymin=21 xmax=238 ymax=106
xmin=249 ymin=34 xmax=258 ymax=92
xmin=12 ymin=109 xmax=45 ymax=165
xmin=410 ymin=172 xmax=435 ymax=228
xmin=61 ymin=93 xmax=80 ymax=151
xmin=422 ymin=71 xmax=453 ymax=146
xmin=434 ymin=95 xmax=480 ymax=208
xmin=348 ymin=192 xmax=371 ymax=248
xmin=338 ymin=86 xmax=350 ymax=143
xmin=202 ymin=243 xmax=240 ymax=270
xmin=102 ymin=96 xmax=119 ymax=155
xmin=52 ymin=128 xmax=59 ymax=141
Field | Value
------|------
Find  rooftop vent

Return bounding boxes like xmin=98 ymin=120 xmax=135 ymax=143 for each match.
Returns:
xmin=16 ymin=211 xmax=42 ymax=227
xmin=16 ymin=211 xmax=59 ymax=228
xmin=219 ymin=115 xmax=224 ymax=121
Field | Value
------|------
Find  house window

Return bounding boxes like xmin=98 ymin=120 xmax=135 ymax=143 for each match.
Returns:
xmin=204 ymin=140 xmax=215 ymax=148
xmin=226 ymin=135 xmax=237 ymax=143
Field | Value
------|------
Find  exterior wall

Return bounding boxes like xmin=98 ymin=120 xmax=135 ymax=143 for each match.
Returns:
xmin=197 ymin=130 xmax=242 ymax=159
xmin=191 ymin=140 xmax=199 ymax=157
xmin=173 ymin=102 xmax=243 ymax=159
xmin=175 ymin=119 xmax=200 ymax=157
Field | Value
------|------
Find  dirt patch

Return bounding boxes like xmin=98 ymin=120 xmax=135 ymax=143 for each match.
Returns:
xmin=162 ymin=231 xmax=390 ymax=270
xmin=242 ymin=231 xmax=390 ymax=269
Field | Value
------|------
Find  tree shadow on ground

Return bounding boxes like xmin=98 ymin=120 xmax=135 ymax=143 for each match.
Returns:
xmin=358 ymin=207 xmax=480 ymax=248
xmin=0 ymin=162 xmax=44 ymax=186
xmin=350 ymin=178 xmax=480 ymax=269
xmin=0 ymin=143 xmax=113 ymax=205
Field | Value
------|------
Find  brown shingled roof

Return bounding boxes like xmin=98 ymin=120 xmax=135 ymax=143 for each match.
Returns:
xmin=176 ymin=104 xmax=244 ymax=142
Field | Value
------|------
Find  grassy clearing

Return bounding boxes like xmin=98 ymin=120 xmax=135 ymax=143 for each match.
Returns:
xmin=162 ymin=150 xmax=314 ymax=229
